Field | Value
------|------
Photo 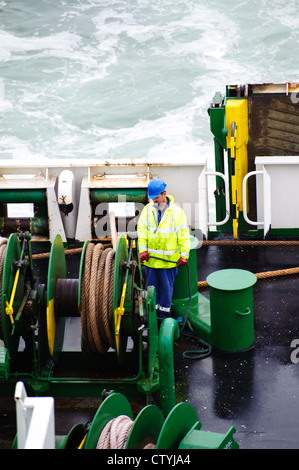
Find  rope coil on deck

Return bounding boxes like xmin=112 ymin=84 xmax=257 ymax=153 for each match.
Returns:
xmin=80 ymin=243 xmax=115 ymax=354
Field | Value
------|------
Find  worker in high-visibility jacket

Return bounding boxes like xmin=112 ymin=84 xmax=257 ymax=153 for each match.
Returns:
xmin=137 ymin=179 xmax=190 ymax=318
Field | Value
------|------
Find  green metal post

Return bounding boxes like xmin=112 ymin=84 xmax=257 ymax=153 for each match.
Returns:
xmin=158 ymin=318 xmax=179 ymax=417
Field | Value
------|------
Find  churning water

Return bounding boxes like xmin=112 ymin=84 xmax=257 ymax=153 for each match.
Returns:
xmin=0 ymin=0 xmax=298 ymax=163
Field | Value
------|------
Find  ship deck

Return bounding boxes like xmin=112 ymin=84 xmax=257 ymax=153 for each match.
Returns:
xmin=175 ymin=242 xmax=299 ymax=449
xmin=1 ymin=242 xmax=299 ymax=449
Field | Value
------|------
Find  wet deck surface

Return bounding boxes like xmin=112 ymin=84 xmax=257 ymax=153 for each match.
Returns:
xmin=175 ymin=243 xmax=299 ymax=449
xmin=1 ymin=243 xmax=299 ymax=449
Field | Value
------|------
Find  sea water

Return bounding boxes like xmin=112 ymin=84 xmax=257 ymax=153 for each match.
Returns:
xmin=0 ymin=0 xmax=298 ymax=164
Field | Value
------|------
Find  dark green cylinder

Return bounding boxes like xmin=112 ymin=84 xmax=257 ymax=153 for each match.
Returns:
xmin=207 ymin=269 xmax=257 ymax=352
xmin=90 ymin=188 xmax=147 ymax=204
xmin=0 ymin=189 xmax=46 ymax=204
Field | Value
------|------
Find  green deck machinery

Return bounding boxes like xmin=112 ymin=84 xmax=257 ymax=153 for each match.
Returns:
xmin=13 ymin=382 xmax=238 ymax=449
xmin=0 ymin=231 xmax=179 ymax=415
xmin=58 ymin=391 xmax=238 ymax=449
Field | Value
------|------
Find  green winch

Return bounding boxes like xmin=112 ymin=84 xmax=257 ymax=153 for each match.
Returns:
xmin=0 ymin=231 xmax=178 ymax=415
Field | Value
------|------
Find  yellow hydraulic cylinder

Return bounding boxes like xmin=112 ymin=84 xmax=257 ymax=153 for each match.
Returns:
xmin=225 ymin=99 xmax=249 ymax=239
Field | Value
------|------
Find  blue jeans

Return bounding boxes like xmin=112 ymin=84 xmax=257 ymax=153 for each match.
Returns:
xmin=144 ymin=266 xmax=178 ymax=316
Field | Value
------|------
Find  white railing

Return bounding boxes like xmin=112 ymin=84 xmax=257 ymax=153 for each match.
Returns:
xmin=242 ymin=167 xmax=271 ymax=238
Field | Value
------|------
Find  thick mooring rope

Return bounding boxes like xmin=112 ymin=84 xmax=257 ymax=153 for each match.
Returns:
xmin=80 ymin=243 xmax=115 ymax=354
xmin=96 ymin=416 xmax=133 ymax=449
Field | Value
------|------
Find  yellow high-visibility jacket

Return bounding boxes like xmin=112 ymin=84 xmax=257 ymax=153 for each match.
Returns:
xmin=137 ymin=195 xmax=190 ymax=269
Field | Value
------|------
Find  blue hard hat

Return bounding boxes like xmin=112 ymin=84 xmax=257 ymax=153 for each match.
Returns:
xmin=148 ymin=179 xmax=167 ymax=199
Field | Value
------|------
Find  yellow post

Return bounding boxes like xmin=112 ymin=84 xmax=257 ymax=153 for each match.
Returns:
xmin=225 ymin=99 xmax=249 ymax=239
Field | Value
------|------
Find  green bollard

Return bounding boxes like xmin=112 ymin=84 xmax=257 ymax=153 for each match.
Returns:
xmin=207 ymin=269 xmax=257 ymax=352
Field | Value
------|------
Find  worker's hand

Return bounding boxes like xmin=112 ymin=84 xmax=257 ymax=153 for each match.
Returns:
xmin=177 ymin=257 xmax=188 ymax=266
xmin=140 ymin=251 xmax=150 ymax=263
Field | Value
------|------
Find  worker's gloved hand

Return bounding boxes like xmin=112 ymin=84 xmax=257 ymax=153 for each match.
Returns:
xmin=140 ymin=251 xmax=149 ymax=263
xmin=177 ymin=257 xmax=188 ymax=266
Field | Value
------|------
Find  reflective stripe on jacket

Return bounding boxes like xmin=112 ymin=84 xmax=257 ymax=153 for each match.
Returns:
xmin=137 ymin=195 xmax=190 ymax=269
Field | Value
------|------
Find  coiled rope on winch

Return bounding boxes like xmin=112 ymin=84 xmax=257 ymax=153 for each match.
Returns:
xmin=80 ymin=242 xmax=115 ymax=354
xmin=96 ymin=415 xmax=156 ymax=449
xmin=96 ymin=415 xmax=133 ymax=449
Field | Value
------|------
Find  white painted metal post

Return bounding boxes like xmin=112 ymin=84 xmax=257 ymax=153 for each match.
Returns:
xmin=14 ymin=382 xmax=55 ymax=449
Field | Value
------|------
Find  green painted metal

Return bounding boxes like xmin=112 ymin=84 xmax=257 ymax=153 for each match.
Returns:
xmin=156 ymin=402 xmax=198 ymax=449
xmin=0 ymin=233 xmax=37 ymax=372
xmin=207 ymin=268 xmax=257 ymax=352
xmin=172 ymin=236 xmax=199 ymax=319
xmin=186 ymin=293 xmax=212 ymax=344
xmin=0 ymin=189 xmax=46 ymax=204
xmin=56 ymin=423 xmax=87 ymax=449
xmin=84 ymin=392 xmax=133 ymax=449
xmin=0 ymin=231 xmax=178 ymax=408
xmin=146 ymin=285 xmax=159 ymax=381
xmin=46 ymin=234 xmax=66 ymax=362
xmin=126 ymin=404 xmax=164 ymax=449
xmin=158 ymin=318 xmax=179 ymax=417
xmin=1 ymin=234 xmax=22 ymax=357
xmin=172 ymin=238 xmax=256 ymax=353
xmin=209 ymin=103 xmax=227 ymax=149
xmin=172 ymin=235 xmax=212 ymax=344
xmin=179 ymin=424 xmax=239 ymax=449
xmin=113 ymin=235 xmax=130 ymax=362
xmin=54 ymin=391 xmax=239 ymax=449
xmin=0 ymin=346 xmax=10 ymax=380
xmin=90 ymin=188 xmax=147 ymax=203
xmin=0 ymin=217 xmax=48 ymax=235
